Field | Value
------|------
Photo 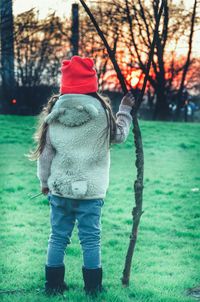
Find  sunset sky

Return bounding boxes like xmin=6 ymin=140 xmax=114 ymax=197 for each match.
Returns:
xmin=13 ymin=0 xmax=200 ymax=57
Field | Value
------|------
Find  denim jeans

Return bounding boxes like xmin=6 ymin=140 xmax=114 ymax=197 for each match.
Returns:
xmin=46 ymin=193 xmax=104 ymax=269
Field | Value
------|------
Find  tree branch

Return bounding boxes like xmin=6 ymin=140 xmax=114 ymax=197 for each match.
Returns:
xmin=79 ymin=0 xmax=128 ymax=94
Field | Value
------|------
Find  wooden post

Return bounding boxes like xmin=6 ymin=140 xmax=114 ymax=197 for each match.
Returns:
xmin=71 ymin=3 xmax=79 ymax=56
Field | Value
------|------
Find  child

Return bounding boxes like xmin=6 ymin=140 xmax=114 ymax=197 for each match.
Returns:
xmin=30 ymin=56 xmax=135 ymax=296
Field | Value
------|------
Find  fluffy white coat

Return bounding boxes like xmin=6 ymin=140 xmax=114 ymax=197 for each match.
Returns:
xmin=37 ymin=94 xmax=132 ymax=199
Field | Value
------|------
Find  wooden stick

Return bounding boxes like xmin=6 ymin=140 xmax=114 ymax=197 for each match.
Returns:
xmin=79 ymin=0 xmax=165 ymax=286
xmin=29 ymin=192 xmax=43 ymax=199
xmin=0 ymin=288 xmax=26 ymax=294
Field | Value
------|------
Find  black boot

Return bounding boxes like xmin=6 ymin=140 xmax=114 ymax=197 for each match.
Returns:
xmin=82 ymin=267 xmax=103 ymax=296
xmin=45 ymin=265 xmax=68 ymax=295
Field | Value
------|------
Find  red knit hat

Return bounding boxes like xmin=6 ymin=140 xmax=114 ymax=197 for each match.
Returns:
xmin=60 ymin=56 xmax=98 ymax=94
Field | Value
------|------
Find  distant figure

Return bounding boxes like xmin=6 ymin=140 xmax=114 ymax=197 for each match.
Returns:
xmin=182 ymin=88 xmax=189 ymax=122
xmin=181 ymin=89 xmax=198 ymax=122
xmin=29 ymin=56 xmax=136 ymax=296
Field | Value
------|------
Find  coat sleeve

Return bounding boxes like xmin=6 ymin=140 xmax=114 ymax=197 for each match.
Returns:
xmin=111 ymin=104 xmax=133 ymax=144
xmin=37 ymin=127 xmax=55 ymax=187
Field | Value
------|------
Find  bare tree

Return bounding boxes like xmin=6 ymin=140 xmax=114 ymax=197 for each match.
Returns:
xmin=120 ymin=0 xmax=196 ymax=119
xmin=80 ymin=0 xmax=198 ymax=120
xmin=14 ymin=9 xmax=70 ymax=87
xmin=176 ymin=0 xmax=197 ymax=119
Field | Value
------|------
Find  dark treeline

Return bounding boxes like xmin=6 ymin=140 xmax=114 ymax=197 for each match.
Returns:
xmin=0 ymin=0 xmax=199 ymax=119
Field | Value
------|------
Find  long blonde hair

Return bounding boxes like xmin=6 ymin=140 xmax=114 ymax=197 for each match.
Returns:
xmin=28 ymin=92 xmax=116 ymax=161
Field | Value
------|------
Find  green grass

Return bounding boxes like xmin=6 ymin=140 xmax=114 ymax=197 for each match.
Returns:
xmin=0 ymin=115 xmax=200 ymax=302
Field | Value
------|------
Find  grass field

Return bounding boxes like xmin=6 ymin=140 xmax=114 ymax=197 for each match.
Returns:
xmin=0 ymin=115 xmax=200 ymax=302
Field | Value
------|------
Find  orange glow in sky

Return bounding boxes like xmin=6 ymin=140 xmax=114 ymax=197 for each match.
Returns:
xmin=126 ymin=70 xmax=143 ymax=88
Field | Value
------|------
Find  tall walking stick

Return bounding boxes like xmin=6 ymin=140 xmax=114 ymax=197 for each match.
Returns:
xmin=79 ymin=0 xmax=165 ymax=286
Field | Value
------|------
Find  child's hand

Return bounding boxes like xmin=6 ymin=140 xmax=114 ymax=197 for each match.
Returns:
xmin=121 ymin=91 xmax=136 ymax=107
xmin=42 ymin=187 xmax=49 ymax=195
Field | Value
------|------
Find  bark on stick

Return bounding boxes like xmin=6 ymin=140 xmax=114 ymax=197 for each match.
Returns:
xmin=79 ymin=0 xmax=165 ymax=287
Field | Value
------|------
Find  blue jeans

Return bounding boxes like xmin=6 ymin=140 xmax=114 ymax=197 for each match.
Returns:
xmin=46 ymin=193 xmax=104 ymax=269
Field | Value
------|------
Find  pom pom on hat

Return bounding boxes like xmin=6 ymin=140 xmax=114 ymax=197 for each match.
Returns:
xmin=60 ymin=56 xmax=98 ymax=94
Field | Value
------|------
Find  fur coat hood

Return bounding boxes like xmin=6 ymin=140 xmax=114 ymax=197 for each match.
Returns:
xmin=44 ymin=94 xmax=99 ymax=127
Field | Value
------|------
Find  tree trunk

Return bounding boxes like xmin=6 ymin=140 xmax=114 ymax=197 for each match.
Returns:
xmin=0 ymin=0 xmax=15 ymax=113
xmin=153 ymin=82 xmax=169 ymax=120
